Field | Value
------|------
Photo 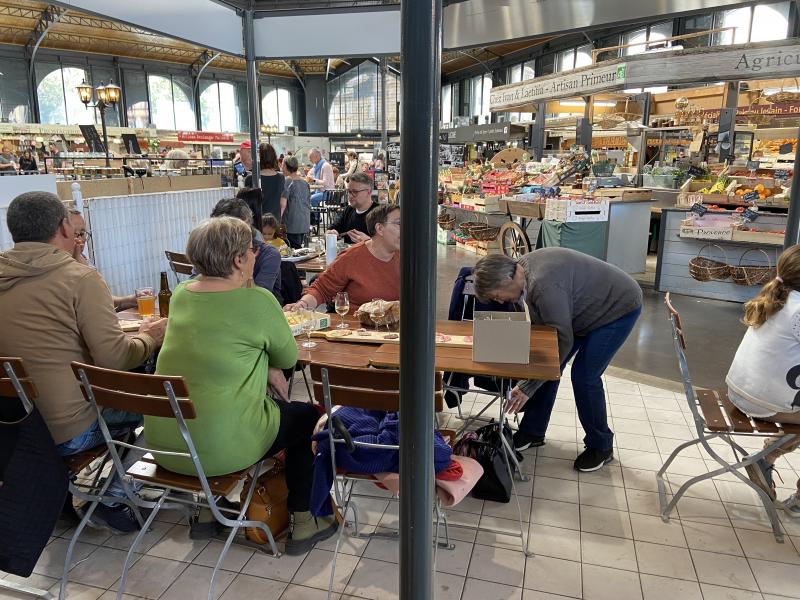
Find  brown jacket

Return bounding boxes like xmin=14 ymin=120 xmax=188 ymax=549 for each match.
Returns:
xmin=0 ymin=243 xmax=156 ymax=444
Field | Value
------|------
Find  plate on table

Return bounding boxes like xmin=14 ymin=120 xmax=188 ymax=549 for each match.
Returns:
xmin=119 ymin=319 xmax=143 ymax=332
xmin=282 ymin=249 xmax=321 ymax=264
xmin=315 ymin=329 xmax=474 ymax=347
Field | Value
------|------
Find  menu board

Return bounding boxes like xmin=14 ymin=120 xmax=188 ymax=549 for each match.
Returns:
xmin=440 ymin=143 xmax=466 ymax=167
xmin=79 ymin=125 xmax=105 ymax=153
xmin=386 ymin=142 xmax=400 ymax=183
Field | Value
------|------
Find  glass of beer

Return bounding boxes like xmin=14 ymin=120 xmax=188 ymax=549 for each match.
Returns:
xmin=135 ymin=287 xmax=156 ymax=320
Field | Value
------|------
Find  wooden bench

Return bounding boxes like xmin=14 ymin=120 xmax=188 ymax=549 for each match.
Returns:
xmin=695 ymin=388 xmax=800 ymax=437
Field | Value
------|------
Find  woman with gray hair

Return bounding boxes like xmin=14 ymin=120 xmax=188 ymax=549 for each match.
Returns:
xmin=472 ymin=248 xmax=642 ymax=472
xmin=146 ymin=216 xmax=337 ymax=554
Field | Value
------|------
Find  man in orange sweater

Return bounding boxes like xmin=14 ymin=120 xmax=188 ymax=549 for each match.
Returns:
xmin=286 ymin=203 xmax=400 ymax=312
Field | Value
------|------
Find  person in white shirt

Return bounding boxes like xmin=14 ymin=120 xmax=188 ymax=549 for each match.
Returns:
xmin=307 ymin=148 xmax=335 ymax=206
xmin=726 ymin=244 xmax=800 ymax=517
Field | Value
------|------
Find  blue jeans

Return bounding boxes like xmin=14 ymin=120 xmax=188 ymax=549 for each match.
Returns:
xmin=56 ymin=408 xmax=143 ymax=501
xmin=519 ymin=307 xmax=642 ymax=452
xmin=310 ymin=191 xmax=325 ymax=208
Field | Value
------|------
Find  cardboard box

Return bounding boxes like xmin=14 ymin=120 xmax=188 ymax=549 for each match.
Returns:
xmin=472 ymin=304 xmax=531 ymax=364
xmin=545 ymin=198 xmax=609 ymax=222
xmin=285 ymin=311 xmax=330 ymax=336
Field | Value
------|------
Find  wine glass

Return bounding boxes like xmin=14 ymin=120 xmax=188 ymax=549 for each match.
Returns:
xmin=300 ymin=308 xmax=317 ymax=349
xmin=335 ymin=292 xmax=350 ymax=329
xmin=370 ymin=298 xmax=386 ymax=332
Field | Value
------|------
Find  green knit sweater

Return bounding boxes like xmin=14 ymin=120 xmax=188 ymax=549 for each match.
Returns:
xmin=145 ymin=281 xmax=297 ymax=476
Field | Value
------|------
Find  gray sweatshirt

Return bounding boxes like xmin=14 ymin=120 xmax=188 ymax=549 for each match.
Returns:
xmin=518 ymin=247 xmax=643 ymax=397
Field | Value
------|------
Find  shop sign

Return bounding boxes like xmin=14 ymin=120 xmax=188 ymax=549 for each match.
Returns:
xmin=490 ymin=63 xmax=626 ymax=111
xmin=694 ymin=101 xmax=800 ymax=121
xmin=176 ymin=131 xmax=235 ymax=143
xmin=440 ymin=124 xmax=515 ymax=143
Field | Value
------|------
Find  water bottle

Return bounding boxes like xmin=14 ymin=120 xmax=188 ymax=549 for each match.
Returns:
xmin=325 ymin=232 xmax=338 ymax=265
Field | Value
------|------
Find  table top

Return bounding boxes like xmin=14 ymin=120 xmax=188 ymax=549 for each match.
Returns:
xmin=368 ymin=321 xmax=560 ymax=381
xmin=295 ymin=257 xmax=326 ymax=273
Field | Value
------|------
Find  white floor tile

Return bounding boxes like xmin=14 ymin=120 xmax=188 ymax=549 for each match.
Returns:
xmin=582 ymin=563 xmax=642 ymax=600
xmin=109 ymin=555 xmax=189 ymax=599
xmin=580 ymin=532 xmax=637 ymax=571
xmin=682 ymin=521 xmax=743 ymax=556
xmin=748 ymin=557 xmax=800 ymax=597
xmin=523 ymin=555 xmax=582 ymax=598
xmin=466 ymin=544 xmax=525 ymax=587
xmin=531 ymin=498 xmax=580 ymax=531
xmin=461 ymin=577 xmax=522 ymax=600
xmin=690 ymin=549 xmax=759 ymax=591
xmin=634 ymin=541 xmax=695 ymax=581
xmin=159 ymin=564 xmax=237 ymax=600
xmin=630 ymin=513 xmax=687 ymax=547
xmin=640 ymin=573 xmax=702 ymax=600
xmin=291 ymin=549 xmax=359 ymax=594
xmin=218 ymin=574 xmax=287 ymax=600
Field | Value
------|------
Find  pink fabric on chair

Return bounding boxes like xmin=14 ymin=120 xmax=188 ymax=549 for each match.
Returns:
xmin=371 ymin=456 xmax=483 ymax=507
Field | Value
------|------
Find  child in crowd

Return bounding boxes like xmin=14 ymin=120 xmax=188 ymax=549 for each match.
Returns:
xmin=261 ymin=213 xmax=288 ymax=252
xmin=727 ymin=244 xmax=800 ymax=516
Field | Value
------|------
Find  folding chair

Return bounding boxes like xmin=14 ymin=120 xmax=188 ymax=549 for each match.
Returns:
xmin=165 ymin=250 xmax=193 ymax=284
xmin=657 ymin=294 xmax=799 ymax=543
xmin=70 ymin=362 xmax=282 ymax=600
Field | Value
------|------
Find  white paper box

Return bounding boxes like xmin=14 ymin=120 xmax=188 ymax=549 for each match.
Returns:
xmin=472 ymin=304 xmax=531 ymax=364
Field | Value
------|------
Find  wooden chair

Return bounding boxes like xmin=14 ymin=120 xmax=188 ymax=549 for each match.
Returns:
xmin=658 ymin=294 xmax=800 ymax=542
xmin=309 ymin=364 xmax=497 ymax=599
xmin=165 ymin=250 xmax=193 ymax=283
xmin=70 ymin=362 xmax=281 ymax=600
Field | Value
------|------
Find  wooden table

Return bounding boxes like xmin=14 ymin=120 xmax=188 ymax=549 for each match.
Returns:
xmin=294 ymin=316 xmax=373 ymax=368
xmin=369 ymin=321 xmax=561 ymax=382
xmin=295 ymin=256 xmax=326 ymax=273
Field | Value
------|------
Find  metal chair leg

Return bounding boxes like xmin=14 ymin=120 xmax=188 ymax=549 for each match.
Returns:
xmin=116 ymin=494 xmax=167 ymax=600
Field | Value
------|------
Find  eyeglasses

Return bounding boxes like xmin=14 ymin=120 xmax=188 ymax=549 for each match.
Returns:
xmin=347 ymin=188 xmax=371 ymax=196
xmin=75 ymin=230 xmax=91 ymax=241
xmin=383 ymin=220 xmax=401 ymax=227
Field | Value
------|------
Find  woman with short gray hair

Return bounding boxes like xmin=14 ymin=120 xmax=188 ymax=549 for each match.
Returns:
xmin=147 ymin=216 xmax=337 ymax=553
xmin=472 ymin=247 xmax=643 ymax=472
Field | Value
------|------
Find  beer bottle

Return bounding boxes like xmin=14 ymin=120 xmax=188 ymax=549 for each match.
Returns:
xmin=158 ymin=271 xmax=172 ymax=318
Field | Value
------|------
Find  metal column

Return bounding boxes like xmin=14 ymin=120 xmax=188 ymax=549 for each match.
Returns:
xmin=399 ymin=0 xmax=441 ymax=597
xmin=380 ymin=57 xmax=388 ymax=151
xmin=784 ymin=124 xmax=800 ymax=248
xmin=244 ymin=7 xmax=260 ymax=186
xmin=530 ymin=102 xmax=546 ymax=161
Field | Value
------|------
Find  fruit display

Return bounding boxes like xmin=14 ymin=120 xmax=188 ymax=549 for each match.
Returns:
xmin=755 ymin=138 xmax=797 ymax=155
xmin=733 ymin=183 xmax=774 ymax=200
xmin=697 ymin=175 xmax=730 ymax=194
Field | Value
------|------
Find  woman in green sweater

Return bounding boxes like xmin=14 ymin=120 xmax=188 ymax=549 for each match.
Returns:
xmin=144 ymin=216 xmax=336 ymax=555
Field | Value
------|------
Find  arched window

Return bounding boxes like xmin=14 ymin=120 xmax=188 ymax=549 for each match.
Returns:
xmin=37 ymin=66 xmax=94 ymax=125
xmin=262 ymin=86 xmax=295 ymax=131
xmin=147 ymin=74 xmax=196 ymax=130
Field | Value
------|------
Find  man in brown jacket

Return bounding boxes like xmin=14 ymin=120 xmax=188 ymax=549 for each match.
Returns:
xmin=0 ymin=191 xmax=167 ymax=532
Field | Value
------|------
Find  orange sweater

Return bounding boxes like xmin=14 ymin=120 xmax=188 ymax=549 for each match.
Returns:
xmin=306 ymin=242 xmax=400 ymax=311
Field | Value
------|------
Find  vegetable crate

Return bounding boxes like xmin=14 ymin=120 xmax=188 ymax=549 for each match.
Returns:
xmin=677 ymin=180 xmax=730 ymax=207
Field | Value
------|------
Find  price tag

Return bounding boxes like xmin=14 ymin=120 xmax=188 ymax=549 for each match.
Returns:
xmin=688 ymin=165 xmax=705 ymax=177
xmin=780 ymin=142 xmax=793 ymax=154
xmin=743 ymin=190 xmax=760 ymax=202
xmin=690 ymin=203 xmax=708 ymax=217
xmin=746 ymin=160 xmax=761 ymax=171
xmin=774 ymin=169 xmax=791 ymax=180
xmin=742 ymin=207 xmax=759 ymax=221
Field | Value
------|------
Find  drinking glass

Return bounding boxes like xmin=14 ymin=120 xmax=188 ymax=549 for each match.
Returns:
xmin=300 ymin=308 xmax=317 ymax=349
xmin=334 ymin=292 xmax=350 ymax=329
xmin=370 ymin=298 xmax=386 ymax=332
xmin=135 ymin=287 xmax=155 ymax=320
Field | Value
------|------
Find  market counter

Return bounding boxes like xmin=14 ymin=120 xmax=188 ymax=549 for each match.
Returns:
xmin=655 ymin=208 xmax=784 ymax=303
xmin=55 ymin=174 xmax=223 ymax=201
xmin=537 ymin=197 xmax=654 ymax=274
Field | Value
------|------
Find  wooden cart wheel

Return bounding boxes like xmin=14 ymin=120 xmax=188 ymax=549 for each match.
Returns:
xmin=499 ymin=222 xmax=531 ymax=259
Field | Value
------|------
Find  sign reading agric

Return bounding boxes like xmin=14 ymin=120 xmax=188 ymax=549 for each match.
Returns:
xmin=490 ymin=64 xmax=626 ymax=111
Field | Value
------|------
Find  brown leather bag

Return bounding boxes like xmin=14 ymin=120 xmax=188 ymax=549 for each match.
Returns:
xmin=241 ymin=463 xmax=290 ymax=544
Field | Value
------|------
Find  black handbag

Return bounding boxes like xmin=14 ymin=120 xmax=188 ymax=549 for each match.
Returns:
xmin=455 ymin=420 xmax=521 ymax=504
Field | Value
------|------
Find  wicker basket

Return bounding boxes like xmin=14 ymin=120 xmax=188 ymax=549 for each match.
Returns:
xmin=765 ymin=80 xmax=800 ymax=104
xmin=459 ymin=221 xmax=481 ymax=236
xmin=437 ymin=210 xmax=456 ymax=231
xmin=688 ymin=244 xmax=730 ymax=282
xmin=730 ymin=249 xmax=776 ymax=286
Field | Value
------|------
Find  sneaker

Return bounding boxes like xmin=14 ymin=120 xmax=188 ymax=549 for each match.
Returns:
xmin=92 ymin=503 xmax=141 ymax=534
xmin=512 ymin=431 xmax=545 ymax=452
xmin=284 ymin=511 xmax=338 ymax=556
xmin=745 ymin=458 xmax=777 ymax=501
xmin=780 ymin=493 xmax=800 ymax=518
xmin=574 ymin=447 xmax=614 ymax=472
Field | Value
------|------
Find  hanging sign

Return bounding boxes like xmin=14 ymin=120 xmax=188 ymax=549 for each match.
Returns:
xmin=690 ymin=203 xmax=708 ymax=216
xmin=176 ymin=132 xmax=235 ymax=143
xmin=490 ymin=64 xmax=627 ymax=110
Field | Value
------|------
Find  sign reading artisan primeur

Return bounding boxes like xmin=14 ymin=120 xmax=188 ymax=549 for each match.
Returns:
xmin=490 ymin=64 xmax=627 ymax=111
xmin=490 ymin=39 xmax=800 ymax=112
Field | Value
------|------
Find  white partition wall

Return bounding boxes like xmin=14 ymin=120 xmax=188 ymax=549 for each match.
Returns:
xmin=85 ymin=188 xmax=227 ymax=296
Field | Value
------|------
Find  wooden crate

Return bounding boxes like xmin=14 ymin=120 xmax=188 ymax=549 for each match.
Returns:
xmin=473 ymin=195 xmax=502 ymax=213
xmin=731 ymin=229 xmax=785 ymax=246
xmin=677 ymin=180 xmax=730 ymax=207
xmin=592 ymin=187 xmax=652 ymax=201
xmin=498 ymin=199 xmax=545 ymax=218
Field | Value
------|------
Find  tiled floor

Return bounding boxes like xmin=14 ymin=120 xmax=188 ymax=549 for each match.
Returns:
xmin=3 ymin=368 xmax=800 ymax=600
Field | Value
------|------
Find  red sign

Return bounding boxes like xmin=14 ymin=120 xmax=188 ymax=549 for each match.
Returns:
xmin=176 ymin=131 xmax=235 ymax=143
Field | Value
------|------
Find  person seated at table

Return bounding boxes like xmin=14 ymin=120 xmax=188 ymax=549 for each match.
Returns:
xmin=307 ymin=148 xmax=335 ymax=209
xmin=326 ymin=172 xmax=377 ymax=244
xmin=280 ymin=156 xmax=311 ymax=250
xmin=336 ymin=150 xmax=359 ymax=186
xmin=0 ymin=144 xmax=18 ymax=174
xmin=18 ymin=150 xmax=38 ymax=173
xmin=285 ymin=203 xmax=400 ymax=313
xmin=726 ymin=245 xmax=800 ymax=516
xmin=145 ymin=216 xmax=337 ymax=554
xmin=210 ymin=198 xmax=282 ymax=302
xmin=473 ymin=249 xmax=642 ymax=472
xmin=0 ymin=191 xmax=167 ymax=532
xmin=68 ymin=209 xmax=137 ymax=311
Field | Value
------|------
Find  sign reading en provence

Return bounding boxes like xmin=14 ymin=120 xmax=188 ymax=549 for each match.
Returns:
xmin=490 ymin=64 xmax=627 ymax=111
